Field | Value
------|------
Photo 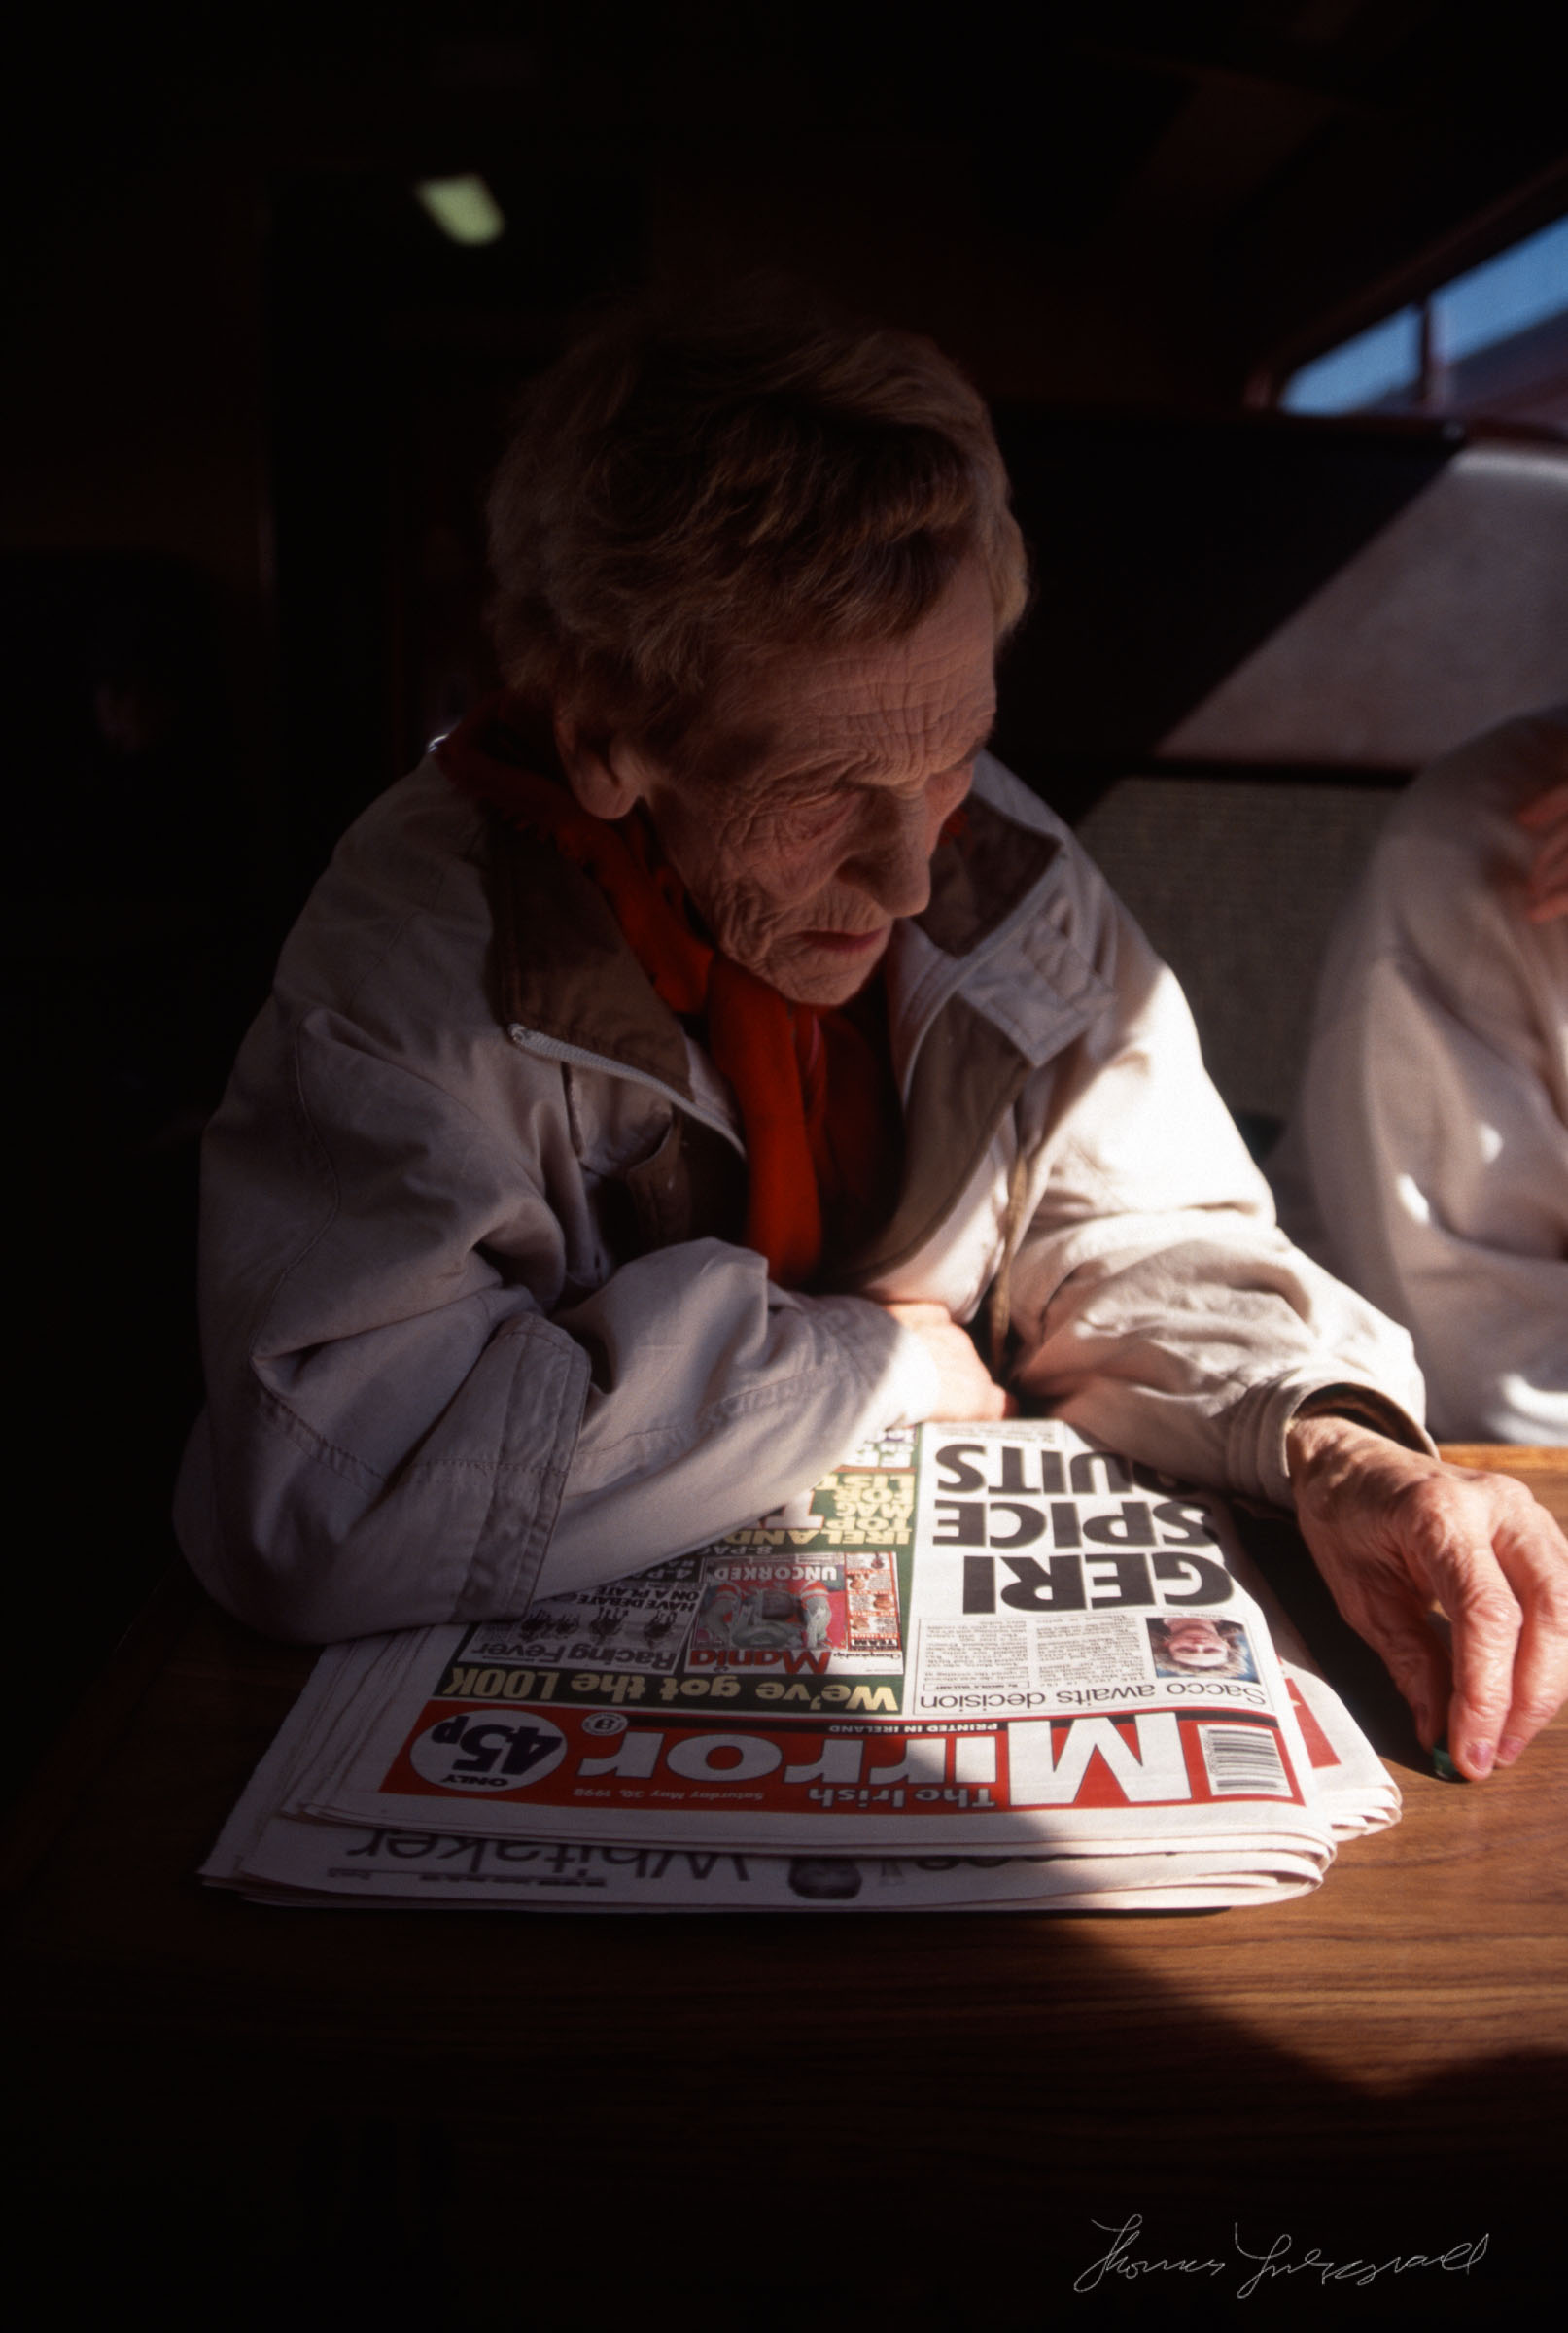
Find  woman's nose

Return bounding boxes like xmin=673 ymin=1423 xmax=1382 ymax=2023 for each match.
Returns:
xmin=843 ymin=788 xmax=934 ymax=918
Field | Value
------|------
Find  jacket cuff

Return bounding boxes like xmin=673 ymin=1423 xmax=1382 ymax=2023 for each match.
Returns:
xmin=1228 ymin=1371 xmax=1436 ymax=1510
xmin=1288 ymin=1380 xmax=1435 ymax=1455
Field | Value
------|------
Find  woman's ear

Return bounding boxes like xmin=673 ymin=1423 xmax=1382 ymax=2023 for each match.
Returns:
xmin=554 ymin=715 xmax=656 ymax=820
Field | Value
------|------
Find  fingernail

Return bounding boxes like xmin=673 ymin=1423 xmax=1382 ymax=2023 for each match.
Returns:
xmin=1465 ymin=1739 xmax=1495 ymax=1779
xmin=1496 ymin=1735 xmax=1525 ymax=1766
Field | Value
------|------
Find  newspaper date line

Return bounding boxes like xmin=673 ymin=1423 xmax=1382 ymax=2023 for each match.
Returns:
xmin=1072 ymin=2212 xmax=1488 ymax=2295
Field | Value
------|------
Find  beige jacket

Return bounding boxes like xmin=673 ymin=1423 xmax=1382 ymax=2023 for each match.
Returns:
xmin=1277 ymin=708 xmax=1568 ymax=1442
xmin=175 ymin=751 xmax=1424 ymax=1640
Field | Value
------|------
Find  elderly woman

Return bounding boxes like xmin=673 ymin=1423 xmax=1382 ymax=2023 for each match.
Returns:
xmin=177 ymin=294 xmax=1568 ymax=1784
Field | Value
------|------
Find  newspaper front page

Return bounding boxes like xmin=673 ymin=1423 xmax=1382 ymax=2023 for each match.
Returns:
xmin=205 ymin=1423 xmax=1399 ymax=1906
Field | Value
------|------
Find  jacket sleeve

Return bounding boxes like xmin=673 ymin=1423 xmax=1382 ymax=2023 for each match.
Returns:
xmin=1005 ymin=886 xmax=1429 ymax=1505
xmin=1287 ymin=734 xmax=1568 ymax=1443
xmin=177 ymin=1001 xmax=931 ymax=1642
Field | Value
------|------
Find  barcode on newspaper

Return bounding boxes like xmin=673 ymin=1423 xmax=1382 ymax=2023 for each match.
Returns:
xmin=1197 ymin=1723 xmax=1293 ymax=1798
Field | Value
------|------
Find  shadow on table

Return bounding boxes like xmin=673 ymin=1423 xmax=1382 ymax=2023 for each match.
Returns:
xmin=2 ymin=1867 xmax=1556 ymax=2326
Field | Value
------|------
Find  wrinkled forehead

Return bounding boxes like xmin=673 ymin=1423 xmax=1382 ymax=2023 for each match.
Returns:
xmin=693 ymin=564 xmax=998 ymax=792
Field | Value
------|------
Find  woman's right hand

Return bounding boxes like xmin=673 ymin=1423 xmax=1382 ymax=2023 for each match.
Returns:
xmin=1517 ymin=780 xmax=1568 ymax=922
xmin=880 ymin=1300 xmax=1014 ymax=1420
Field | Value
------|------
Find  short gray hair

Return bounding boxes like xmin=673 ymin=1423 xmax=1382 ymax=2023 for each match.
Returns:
xmin=486 ymin=287 xmax=1028 ymax=752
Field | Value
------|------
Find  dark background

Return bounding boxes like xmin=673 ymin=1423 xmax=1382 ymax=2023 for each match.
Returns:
xmin=1 ymin=0 xmax=1565 ymax=1784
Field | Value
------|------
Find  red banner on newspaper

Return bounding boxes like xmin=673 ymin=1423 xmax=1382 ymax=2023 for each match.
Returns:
xmin=377 ymin=1700 xmax=1307 ymax=1817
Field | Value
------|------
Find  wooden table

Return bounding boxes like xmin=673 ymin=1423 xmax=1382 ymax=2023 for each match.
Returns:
xmin=3 ymin=1452 xmax=1564 ymax=2320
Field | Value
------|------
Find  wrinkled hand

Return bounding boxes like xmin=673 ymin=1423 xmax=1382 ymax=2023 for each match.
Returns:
xmin=1287 ymin=1415 xmax=1568 ymax=1780
xmin=880 ymin=1301 xmax=1014 ymax=1421
xmin=1516 ymin=780 xmax=1568 ymax=922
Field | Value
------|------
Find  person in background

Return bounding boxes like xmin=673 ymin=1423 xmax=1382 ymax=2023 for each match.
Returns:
xmin=1279 ymin=705 xmax=1568 ymax=1449
xmin=177 ymin=294 xmax=1568 ymax=1785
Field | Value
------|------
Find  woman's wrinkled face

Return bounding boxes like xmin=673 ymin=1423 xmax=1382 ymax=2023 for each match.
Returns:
xmin=568 ymin=563 xmax=998 ymax=1007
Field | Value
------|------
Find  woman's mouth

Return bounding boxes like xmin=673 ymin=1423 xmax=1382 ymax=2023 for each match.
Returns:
xmin=799 ymin=926 xmax=888 ymax=955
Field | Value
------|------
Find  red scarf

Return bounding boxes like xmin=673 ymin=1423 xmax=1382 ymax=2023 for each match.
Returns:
xmin=438 ymin=699 xmax=901 ymax=1286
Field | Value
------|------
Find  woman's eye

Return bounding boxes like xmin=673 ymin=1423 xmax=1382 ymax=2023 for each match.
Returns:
xmin=786 ymin=794 xmax=854 ymax=840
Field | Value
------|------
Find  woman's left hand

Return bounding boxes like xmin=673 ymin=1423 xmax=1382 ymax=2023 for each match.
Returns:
xmin=1286 ymin=1413 xmax=1568 ymax=1781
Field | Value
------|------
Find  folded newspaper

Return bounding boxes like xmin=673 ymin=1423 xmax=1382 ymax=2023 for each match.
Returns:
xmin=205 ymin=1421 xmax=1400 ymax=1913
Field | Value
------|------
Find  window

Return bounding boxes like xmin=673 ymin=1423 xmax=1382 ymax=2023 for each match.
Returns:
xmin=1281 ymin=214 xmax=1568 ymax=429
